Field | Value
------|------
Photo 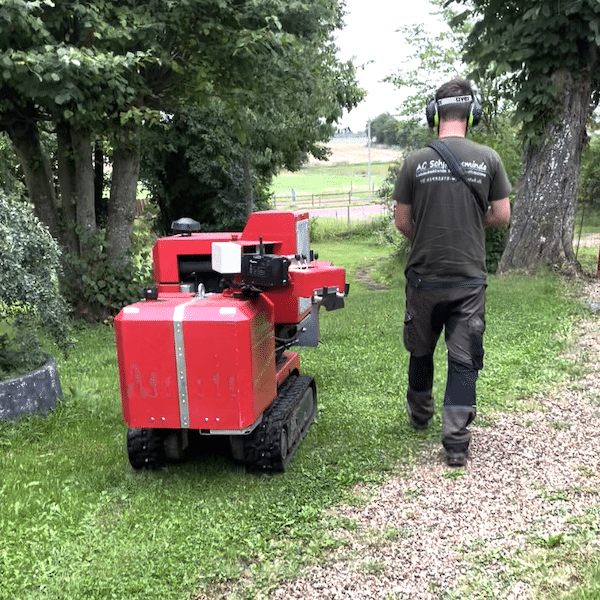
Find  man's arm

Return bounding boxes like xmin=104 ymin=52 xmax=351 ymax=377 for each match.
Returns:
xmin=484 ymin=197 xmax=511 ymax=227
xmin=394 ymin=202 xmax=413 ymax=241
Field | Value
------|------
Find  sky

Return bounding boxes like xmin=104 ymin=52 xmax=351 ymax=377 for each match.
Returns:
xmin=335 ymin=0 xmax=443 ymax=133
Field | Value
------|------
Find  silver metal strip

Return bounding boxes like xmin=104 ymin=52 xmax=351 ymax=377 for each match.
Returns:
xmin=173 ymin=299 xmax=198 ymax=428
xmin=299 ymin=296 xmax=312 ymax=315
xmin=198 ymin=415 xmax=263 ymax=436
xmin=296 ymin=218 xmax=309 ymax=260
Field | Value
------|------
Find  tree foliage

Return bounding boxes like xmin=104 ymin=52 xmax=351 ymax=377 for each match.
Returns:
xmin=452 ymin=0 xmax=600 ymax=272
xmin=386 ymin=22 xmax=465 ymax=120
xmin=385 ymin=0 xmax=473 ymax=120
xmin=386 ymin=0 xmax=515 ymax=136
xmin=580 ymin=133 xmax=600 ymax=208
xmin=454 ymin=0 xmax=600 ymax=144
xmin=0 ymin=0 xmax=363 ymax=314
xmin=370 ymin=113 xmax=432 ymax=152
xmin=141 ymin=104 xmax=272 ymax=234
xmin=382 ymin=1 xmax=522 ymax=182
xmin=370 ymin=113 xmax=401 ymax=146
xmin=0 ymin=132 xmax=23 ymax=196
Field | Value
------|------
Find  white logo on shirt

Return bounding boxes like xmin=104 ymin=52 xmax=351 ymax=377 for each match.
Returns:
xmin=415 ymin=159 xmax=487 ymax=184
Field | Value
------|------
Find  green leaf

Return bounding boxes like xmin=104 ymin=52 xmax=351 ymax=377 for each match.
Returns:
xmin=54 ymin=92 xmax=70 ymax=105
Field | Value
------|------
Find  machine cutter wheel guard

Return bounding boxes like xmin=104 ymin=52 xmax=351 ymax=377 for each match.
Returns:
xmin=115 ymin=211 xmax=348 ymax=472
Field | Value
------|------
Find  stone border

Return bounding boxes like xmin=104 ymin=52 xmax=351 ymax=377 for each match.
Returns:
xmin=0 ymin=355 xmax=63 ymax=421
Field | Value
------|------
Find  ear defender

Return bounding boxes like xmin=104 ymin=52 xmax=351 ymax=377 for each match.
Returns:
xmin=469 ymin=97 xmax=483 ymax=128
xmin=425 ymin=99 xmax=438 ymax=128
xmin=425 ymin=95 xmax=482 ymax=129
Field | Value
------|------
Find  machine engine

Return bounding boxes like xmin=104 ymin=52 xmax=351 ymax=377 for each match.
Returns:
xmin=114 ymin=211 xmax=348 ymax=471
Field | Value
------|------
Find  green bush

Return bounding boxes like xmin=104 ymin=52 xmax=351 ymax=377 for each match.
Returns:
xmin=61 ymin=227 xmax=154 ymax=321
xmin=0 ymin=305 xmax=47 ymax=380
xmin=0 ymin=191 xmax=72 ymax=379
xmin=376 ymin=216 xmax=411 ymax=258
xmin=486 ymin=224 xmax=509 ymax=274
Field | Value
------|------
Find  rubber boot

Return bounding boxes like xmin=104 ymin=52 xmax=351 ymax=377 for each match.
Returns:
xmin=407 ymin=389 xmax=434 ymax=430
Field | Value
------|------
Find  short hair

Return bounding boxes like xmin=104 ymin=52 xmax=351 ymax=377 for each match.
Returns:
xmin=435 ymin=78 xmax=474 ymax=122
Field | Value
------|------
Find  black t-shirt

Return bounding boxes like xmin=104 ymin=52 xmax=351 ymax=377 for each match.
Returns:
xmin=392 ymin=137 xmax=511 ymax=280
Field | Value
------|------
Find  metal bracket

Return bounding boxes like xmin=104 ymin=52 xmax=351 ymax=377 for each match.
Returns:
xmin=313 ymin=286 xmax=347 ymax=311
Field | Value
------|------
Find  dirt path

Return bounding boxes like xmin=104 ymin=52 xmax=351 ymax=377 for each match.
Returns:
xmin=269 ymin=280 xmax=600 ymax=600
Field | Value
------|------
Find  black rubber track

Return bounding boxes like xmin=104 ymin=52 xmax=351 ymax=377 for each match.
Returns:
xmin=126 ymin=428 xmax=167 ymax=470
xmin=241 ymin=375 xmax=317 ymax=472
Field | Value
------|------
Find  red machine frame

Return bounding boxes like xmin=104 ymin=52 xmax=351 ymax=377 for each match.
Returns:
xmin=114 ymin=210 xmax=347 ymax=471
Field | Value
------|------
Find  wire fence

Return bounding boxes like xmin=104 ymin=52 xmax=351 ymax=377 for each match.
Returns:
xmin=133 ymin=187 xmax=394 ymax=220
xmin=272 ymin=187 xmax=390 ymax=210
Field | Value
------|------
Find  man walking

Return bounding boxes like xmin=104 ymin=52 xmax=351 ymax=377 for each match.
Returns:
xmin=393 ymin=78 xmax=511 ymax=467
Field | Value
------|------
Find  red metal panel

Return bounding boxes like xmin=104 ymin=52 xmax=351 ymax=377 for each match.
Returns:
xmin=152 ymin=233 xmax=241 ymax=284
xmin=262 ymin=286 xmax=305 ymax=324
xmin=288 ymin=263 xmax=347 ymax=297
xmin=263 ymin=262 xmax=347 ymax=324
xmin=182 ymin=295 xmax=276 ymax=430
xmin=115 ymin=294 xmax=277 ymax=432
xmin=115 ymin=300 xmax=182 ymax=428
xmin=241 ymin=211 xmax=308 ymax=255
xmin=276 ymin=353 xmax=300 ymax=387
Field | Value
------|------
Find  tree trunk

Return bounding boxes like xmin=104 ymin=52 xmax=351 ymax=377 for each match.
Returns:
xmin=7 ymin=119 xmax=61 ymax=240
xmin=56 ymin=124 xmax=80 ymax=255
xmin=243 ymin=153 xmax=253 ymax=217
xmin=106 ymin=129 xmax=141 ymax=267
xmin=70 ymin=127 xmax=96 ymax=251
xmin=94 ymin=142 xmax=107 ymax=226
xmin=498 ymin=68 xmax=591 ymax=273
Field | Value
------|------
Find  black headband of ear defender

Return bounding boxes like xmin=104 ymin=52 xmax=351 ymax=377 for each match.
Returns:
xmin=425 ymin=94 xmax=482 ymax=129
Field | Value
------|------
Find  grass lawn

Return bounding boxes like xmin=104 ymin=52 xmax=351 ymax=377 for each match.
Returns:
xmin=270 ymin=163 xmax=392 ymax=198
xmin=1 ymin=230 xmax=598 ymax=599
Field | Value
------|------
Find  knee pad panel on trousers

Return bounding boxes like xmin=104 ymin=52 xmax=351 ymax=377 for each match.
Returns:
xmin=469 ymin=315 xmax=485 ymax=371
xmin=442 ymin=405 xmax=476 ymax=452
xmin=409 ymin=354 xmax=434 ymax=393
xmin=444 ymin=358 xmax=478 ymax=408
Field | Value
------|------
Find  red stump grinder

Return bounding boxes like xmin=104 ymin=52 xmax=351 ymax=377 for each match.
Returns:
xmin=114 ymin=210 xmax=348 ymax=471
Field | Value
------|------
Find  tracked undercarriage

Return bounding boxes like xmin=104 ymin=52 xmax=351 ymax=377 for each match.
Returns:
xmin=127 ymin=375 xmax=317 ymax=472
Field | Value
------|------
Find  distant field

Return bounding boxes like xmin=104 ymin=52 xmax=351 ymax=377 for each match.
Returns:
xmin=271 ymin=162 xmax=392 ymax=196
xmin=304 ymin=141 xmax=403 ymax=166
xmin=270 ymin=142 xmax=402 ymax=199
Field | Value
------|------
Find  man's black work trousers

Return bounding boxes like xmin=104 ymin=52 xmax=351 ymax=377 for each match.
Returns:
xmin=403 ymin=281 xmax=486 ymax=453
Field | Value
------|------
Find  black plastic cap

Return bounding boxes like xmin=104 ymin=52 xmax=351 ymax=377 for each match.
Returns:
xmin=171 ymin=217 xmax=201 ymax=236
xmin=143 ymin=287 xmax=159 ymax=301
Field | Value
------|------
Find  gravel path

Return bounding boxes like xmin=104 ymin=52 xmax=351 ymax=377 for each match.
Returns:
xmin=270 ymin=282 xmax=600 ymax=600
